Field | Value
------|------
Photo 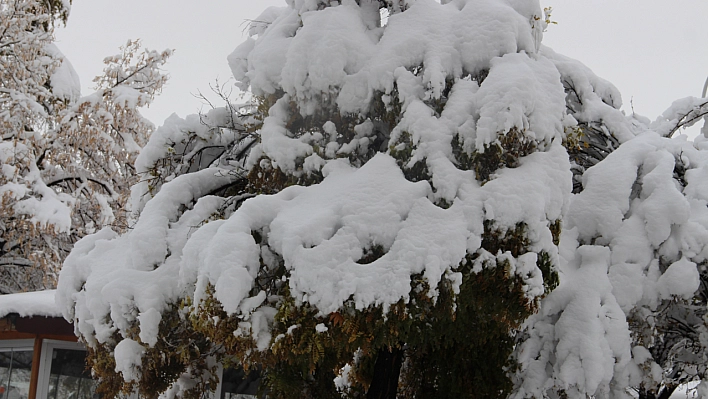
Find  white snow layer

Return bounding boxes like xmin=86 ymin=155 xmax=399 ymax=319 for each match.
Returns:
xmin=56 ymin=0 xmax=708 ymax=397
xmin=0 ymin=141 xmax=74 ymax=234
xmin=0 ymin=290 xmax=61 ymax=319
xmin=45 ymin=43 xmax=81 ymax=102
xmin=514 ymin=132 xmax=708 ymax=398
xmin=114 ymin=338 xmax=145 ymax=382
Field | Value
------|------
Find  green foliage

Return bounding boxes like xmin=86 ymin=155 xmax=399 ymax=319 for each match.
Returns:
xmin=86 ymin=343 xmax=123 ymax=398
xmin=482 ymin=220 xmax=559 ymax=294
xmin=389 ymin=130 xmax=432 ymax=183
xmin=482 ymin=220 xmax=529 ymax=257
xmin=88 ymin=303 xmax=220 ymax=399
xmin=537 ymin=250 xmax=559 ymax=293
xmin=452 ymin=125 xmax=538 ymax=185
xmin=370 ymin=89 xmax=403 ymax=137
xmin=400 ymin=261 xmax=533 ymax=399
xmin=247 ymin=157 xmax=299 ymax=194
xmin=471 ymin=127 xmax=536 ymax=183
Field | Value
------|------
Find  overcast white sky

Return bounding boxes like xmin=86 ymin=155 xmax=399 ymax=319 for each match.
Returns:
xmin=55 ymin=0 xmax=708 ymax=137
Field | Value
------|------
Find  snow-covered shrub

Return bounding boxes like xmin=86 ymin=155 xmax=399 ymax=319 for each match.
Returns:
xmin=57 ymin=0 xmax=708 ymax=398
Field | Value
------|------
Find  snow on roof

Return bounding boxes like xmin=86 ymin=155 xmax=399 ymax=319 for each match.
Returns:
xmin=0 ymin=290 xmax=61 ymax=319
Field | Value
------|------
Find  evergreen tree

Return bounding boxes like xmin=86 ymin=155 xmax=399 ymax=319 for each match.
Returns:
xmin=59 ymin=0 xmax=564 ymax=397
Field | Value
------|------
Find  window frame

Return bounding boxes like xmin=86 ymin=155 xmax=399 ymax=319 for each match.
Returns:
xmin=214 ymin=363 xmax=225 ymax=398
xmin=0 ymin=339 xmax=37 ymax=399
xmin=0 ymin=339 xmax=34 ymax=352
xmin=33 ymin=340 xmax=260 ymax=399
xmin=35 ymin=339 xmax=90 ymax=399
xmin=214 ymin=364 xmax=261 ymax=399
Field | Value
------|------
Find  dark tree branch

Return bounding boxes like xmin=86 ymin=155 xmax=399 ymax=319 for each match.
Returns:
xmin=46 ymin=175 xmax=113 ymax=196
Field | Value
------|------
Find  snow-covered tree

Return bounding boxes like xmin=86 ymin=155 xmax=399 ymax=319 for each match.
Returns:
xmin=514 ymin=97 xmax=708 ymax=399
xmin=0 ymin=0 xmax=73 ymax=292
xmin=0 ymin=0 xmax=170 ymax=293
xmin=56 ymin=0 xmax=708 ymax=398
xmin=59 ymin=39 xmax=172 ymax=232
xmin=61 ymin=94 xmax=259 ymax=399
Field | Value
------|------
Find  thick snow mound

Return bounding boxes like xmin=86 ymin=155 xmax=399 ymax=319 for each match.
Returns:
xmin=184 ymin=153 xmax=468 ymax=315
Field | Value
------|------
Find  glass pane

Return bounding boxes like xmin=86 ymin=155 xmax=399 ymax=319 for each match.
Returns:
xmin=220 ymin=368 xmax=260 ymax=399
xmin=0 ymin=352 xmax=12 ymax=399
xmin=0 ymin=349 xmax=33 ymax=399
xmin=47 ymin=349 xmax=98 ymax=399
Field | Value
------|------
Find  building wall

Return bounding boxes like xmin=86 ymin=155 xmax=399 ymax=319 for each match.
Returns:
xmin=0 ymin=314 xmax=79 ymax=399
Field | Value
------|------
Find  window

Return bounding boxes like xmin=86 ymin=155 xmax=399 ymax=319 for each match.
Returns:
xmin=0 ymin=340 xmax=34 ymax=399
xmin=217 ymin=367 xmax=260 ymax=399
xmin=36 ymin=340 xmax=98 ymax=399
xmin=33 ymin=340 xmax=262 ymax=399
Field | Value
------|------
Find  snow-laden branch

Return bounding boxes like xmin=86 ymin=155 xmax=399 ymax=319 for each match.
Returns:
xmin=652 ymin=97 xmax=708 ymax=138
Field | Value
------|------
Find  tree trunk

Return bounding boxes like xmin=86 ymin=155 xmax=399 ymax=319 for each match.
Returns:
xmin=366 ymin=346 xmax=404 ymax=399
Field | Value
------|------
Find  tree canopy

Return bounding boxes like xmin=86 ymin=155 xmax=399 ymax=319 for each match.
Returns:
xmin=55 ymin=0 xmax=708 ymax=398
xmin=0 ymin=0 xmax=170 ymax=293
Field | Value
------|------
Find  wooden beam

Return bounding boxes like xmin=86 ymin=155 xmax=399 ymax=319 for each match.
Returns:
xmin=28 ymin=336 xmax=42 ymax=399
xmin=0 ymin=331 xmax=36 ymax=340
xmin=37 ymin=334 xmax=78 ymax=343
